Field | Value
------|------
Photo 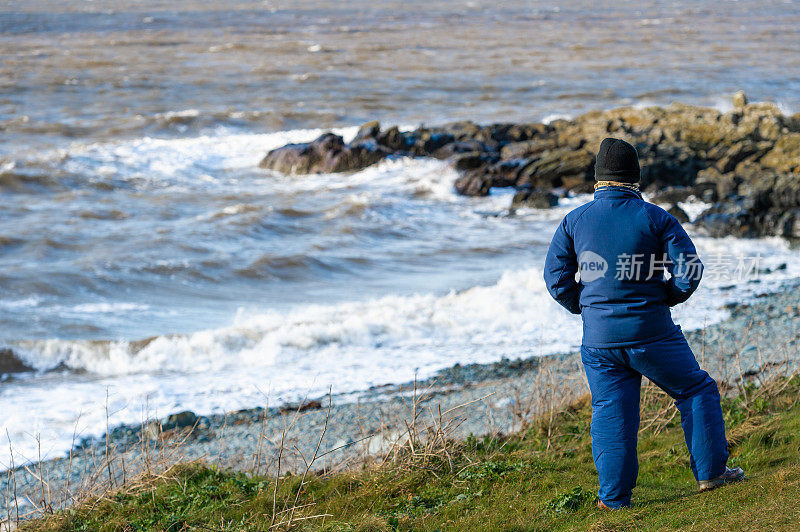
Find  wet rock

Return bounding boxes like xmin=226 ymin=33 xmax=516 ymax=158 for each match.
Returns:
xmin=440 ymin=120 xmax=483 ymax=140
xmin=479 ymin=123 xmax=538 ymax=143
xmin=638 ymin=147 xmax=703 ymax=189
xmin=163 ymin=411 xmax=199 ymax=430
xmin=435 ymin=140 xmax=496 ymax=160
xmin=375 ymin=125 xmax=409 ymax=152
xmin=454 ymin=173 xmax=492 ymax=196
xmin=695 ymin=201 xmax=757 ymax=238
xmin=450 ymin=151 xmax=497 ymax=171
xmin=510 ymin=187 xmax=558 ymax=210
xmin=279 ymin=399 xmax=323 ymax=414
xmin=648 ymin=186 xmax=695 ymax=205
xmin=499 ymin=138 xmax=559 ymax=160
xmin=352 ymin=120 xmax=381 ymax=143
xmin=0 ymin=348 xmax=33 ymax=375
xmin=516 ymin=148 xmax=594 ymax=189
xmin=453 ymin=159 xmax=520 ymax=196
xmin=778 ymin=209 xmax=800 ymax=238
xmin=259 ymin=133 xmax=389 ymax=174
xmin=403 ymin=128 xmax=456 ymax=156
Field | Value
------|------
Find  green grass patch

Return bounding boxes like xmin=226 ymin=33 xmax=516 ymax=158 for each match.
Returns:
xmin=25 ymin=376 xmax=800 ymax=531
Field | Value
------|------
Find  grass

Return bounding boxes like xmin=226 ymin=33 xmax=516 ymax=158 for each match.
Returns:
xmin=20 ymin=375 xmax=800 ymax=531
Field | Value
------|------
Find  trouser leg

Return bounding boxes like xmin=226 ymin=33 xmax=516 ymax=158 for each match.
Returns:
xmin=627 ymin=329 xmax=729 ymax=481
xmin=580 ymin=346 xmax=642 ymax=508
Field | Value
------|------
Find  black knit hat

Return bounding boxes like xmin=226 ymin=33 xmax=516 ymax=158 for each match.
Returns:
xmin=594 ymin=138 xmax=640 ymax=183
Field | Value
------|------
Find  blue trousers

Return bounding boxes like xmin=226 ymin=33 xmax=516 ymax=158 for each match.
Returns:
xmin=580 ymin=328 xmax=729 ymax=508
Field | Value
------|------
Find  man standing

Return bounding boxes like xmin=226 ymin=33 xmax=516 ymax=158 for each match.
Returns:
xmin=543 ymin=138 xmax=744 ymax=509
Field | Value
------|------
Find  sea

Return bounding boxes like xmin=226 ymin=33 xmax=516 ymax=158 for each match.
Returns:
xmin=1 ymin=0 xmax=800 ymax=467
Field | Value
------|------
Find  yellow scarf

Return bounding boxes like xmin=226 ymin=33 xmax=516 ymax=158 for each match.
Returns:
xmin=594 ymin=180 xmax=640 ymax=191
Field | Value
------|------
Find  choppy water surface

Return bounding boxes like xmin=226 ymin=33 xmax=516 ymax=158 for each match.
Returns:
xmin=2 ymin=0 xmax=800 ymax=466
xmin=3 ymin=0 xmax=800 ymax=155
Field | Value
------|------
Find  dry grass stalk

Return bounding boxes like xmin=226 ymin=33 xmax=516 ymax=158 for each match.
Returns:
xmin=378 ymin=373 xmax=496 ymax=474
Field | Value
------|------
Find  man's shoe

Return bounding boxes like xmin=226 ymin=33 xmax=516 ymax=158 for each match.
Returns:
xmin=597 ymin=500 xmax=622 ymax=510
xmin=698 ymin=466 xmax=745 ymax=492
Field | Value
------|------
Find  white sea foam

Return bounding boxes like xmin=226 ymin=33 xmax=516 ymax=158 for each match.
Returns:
xmin=2 ymin=266 xmax=581 ymax=466
xmin=3 ymin=230 xmax=799 ymax=467
xmin=0 ymin=296 xmax=41 ymax=309
xmin=677 ymin=197 xmax=713 ymax=223
xmin=70 ymin=302 xmax=150 ymax=314
xmin=541 ymin=113 xmax=572 ymax=124
xmin=58 ymin=126 xmax=360 ymax=187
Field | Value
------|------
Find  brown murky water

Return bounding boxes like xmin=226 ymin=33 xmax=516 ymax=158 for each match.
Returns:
xmin=3 ymin=0 xmax=800 ymax=154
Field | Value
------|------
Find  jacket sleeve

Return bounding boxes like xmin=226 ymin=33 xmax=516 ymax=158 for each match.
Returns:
xmin=544 ymin=217 xmax=581 ymax=315
xmin=659 ymin=213 xmax=703 ymax=306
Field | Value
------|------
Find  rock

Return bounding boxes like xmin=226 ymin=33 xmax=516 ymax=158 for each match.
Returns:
xmin=511 ymin=187 xmax=558 ymax=210
xmin=353 ymin=120 xmax=380 ymax=142
xmin=329 ymin=141 xmax=392 ymax=172
xmin=648 ymin=186 xmax=696 ymax=205
xmin=733 ymin=90 xmax=748 ymax=110
xmin=259 ymin=132 xmax=340 ymax=174
xmin=499 ymin=138 xmax=559 ymax=160
xmin=695 ymin=201 xmax=757 ymax=238
xmin=681 ymin=122 xmax=730 ymax=151
xmin=713 ymin=140 xmax=769 ymax=173
xmin=435 ymin=140 xmax=495 ymax=159
xmin=693 ymin=181 xmax=720 ymax=203
xmin=279 ymin=399 xmax=323 ymax=414
xmin=480 ymin=123 xmax=537 ymax=143
xmin=638 ymin=145 xmax=702 ymax=189
xmin=778 ymin=209 xmax=800 ymax=239
xmin=667 ymin=204 xmax=690 ymax=223
xmin=648 ymin=183 xmax=718 ymax=205
xmin=760 ymin=133 xmax=800 ymax=173
xmin=375 ymin=126 xmax=408 ymax=152
xmin=453 ymin=158 xmax=522 ymax=195
xmin=259 ymin=133 xmax=389 ymax=174
xmin=454 ymin=173 xmax=492 ymax=196
xmin=440 ymin=120 xmax=483 ymax=140
xmin=450 ymin=151 xmax=495 ymax=171
xmin=163 ymin=411 xmax=199 ymax=430
xmin=405 ymin=129 xmax=456 ymax=156
xmin=516 ymin=148 xmax=594 ymax=189
xmin=0 ymin=348 xmax=33 ymax=375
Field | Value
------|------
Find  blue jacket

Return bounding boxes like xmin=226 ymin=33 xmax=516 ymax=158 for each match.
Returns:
xmin=544 ymin=186 xmax=703 ymax=347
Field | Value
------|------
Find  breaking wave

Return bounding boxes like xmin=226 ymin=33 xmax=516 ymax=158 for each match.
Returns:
xmin=9 ymin=267 xmax=582 ymax=378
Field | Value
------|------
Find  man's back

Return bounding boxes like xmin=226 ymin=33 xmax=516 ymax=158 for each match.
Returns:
xmin=544 ymin=186 xmax=703 ymax=347
xmin=544 ymin=138 xmax=735 ymax=509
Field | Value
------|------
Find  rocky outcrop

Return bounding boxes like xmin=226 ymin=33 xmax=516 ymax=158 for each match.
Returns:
xmin=261 ymin=94 xmax=800 ymax=238
xmin=0 ymin=348 xmax=33 ymax=375
xmin=259 ymin=132 xmax=390 ymax=174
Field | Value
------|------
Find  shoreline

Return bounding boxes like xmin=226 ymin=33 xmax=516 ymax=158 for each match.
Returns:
xmin=2 ymin=278 xmax=798 ymax=518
